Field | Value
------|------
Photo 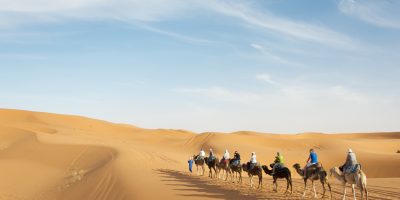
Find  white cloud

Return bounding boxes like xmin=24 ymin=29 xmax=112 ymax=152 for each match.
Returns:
xmin=174 ymin=87 xmax=263 ymax=104
xmin=339 ymin=0 xmax=400 ymax=29
xmin=255 ymin=73 xmax=280 ymax=86
xmin=250 ymin=43 xmax=297 ymax=66
xmin=134 ymin=24 xmax=214 ymax=45
xmin=0 ymin=0 xmax=357 ymax=50
xmin=0 ymin=0 xmax=196 ymax=28
xmin=172 ymin=82 xmax=395 ymax=133
xmin=207 ymin=2 xmax=356 ymax=49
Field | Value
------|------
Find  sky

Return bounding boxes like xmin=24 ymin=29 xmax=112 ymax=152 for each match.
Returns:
xmin=0 ymin=0 xmax=399 ymax=133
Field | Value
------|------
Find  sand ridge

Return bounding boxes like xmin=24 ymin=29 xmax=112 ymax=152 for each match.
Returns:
xmin=0 ymin=108 xmax=399 ymax=199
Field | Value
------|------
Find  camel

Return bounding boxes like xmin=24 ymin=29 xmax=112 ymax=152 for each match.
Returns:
xmin=229 ymin=161 xmax=242 ymax=184
xmin=293 ymin=163 xmax=332 ymax=199
xmin=262 ymin=164 xmax=292 ymax=194
xmin=204 ymin=156 xmax=219 ymax=178
xmin=193 ymin=155 xmax=205 ymax=176
xmin=330 ymin=166 xmax=368 ymax=200
xmin=242 ymin=162 xmax=263 ymax=189
xmin=217 ymin=158 xmax=232 ymax=181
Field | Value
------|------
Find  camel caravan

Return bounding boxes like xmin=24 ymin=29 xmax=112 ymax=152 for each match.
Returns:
xmin=191 ymin=148 xmax=369 ymax=199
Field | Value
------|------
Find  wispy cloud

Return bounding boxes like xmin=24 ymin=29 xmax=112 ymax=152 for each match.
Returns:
xmin=0 ymin=0 xmax=357 ymax=49
xmin=174 ymin=87 xmax=263 ymax=104
xmin=0 ymin=0 xmax=195 ymax=27
xmin=0 ymin=53 xmax=47 ymax=60
xmin=339 ymin=0 xmax=400 ymax=29
xmin=132 ymin=23 xmax=214 ymax=45
xmin=255 ymin=73 xmax=280 ymax=86
xmin=250 ymin=43 xmax=297 ymax=66
xmin=207 ymin=1 xmax=356 ymax=49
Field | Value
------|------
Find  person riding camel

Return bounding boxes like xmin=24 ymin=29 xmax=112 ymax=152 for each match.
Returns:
xmin=197 ymin=148 xmax=205 ymax=161
xmin=221 ymin=149 xmax=230 ymax=165
xmin=341 ymin=149 xmax=359 ymax=174
xmin=271 ymin=151 xmax=284 ymax=175
xmin=208 ymin=148 xmax=214 ymax=163
xmin=304 ymin=148 xmax=318 ymax=177
xmin=249 ymin=152 xmax=257 ymax=170
xmin=230 ymin=151 xmax=241 ymax=166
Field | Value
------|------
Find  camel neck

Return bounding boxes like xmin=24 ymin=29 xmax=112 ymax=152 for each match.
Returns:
xmin=295 ymin=168 xmax=304 ymax=177
xmin=332 ymin=168 xmax=345 ymax=182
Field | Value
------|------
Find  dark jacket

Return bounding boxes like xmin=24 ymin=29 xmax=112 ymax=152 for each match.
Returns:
xmin=234 ymin=153 xmax=241 ymax=161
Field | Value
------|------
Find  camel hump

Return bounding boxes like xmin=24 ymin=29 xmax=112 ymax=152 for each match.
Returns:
xmin=316 ymin=162 xmax=323 ymax=168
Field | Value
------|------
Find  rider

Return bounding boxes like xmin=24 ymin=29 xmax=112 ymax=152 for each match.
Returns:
xmin=230 ymin=151 xmax=241 ymax=166
xmin=271 ymin=151 xmax=284 ymax=175
xmin=249 ymin=152 xmax=257 ymax=170
xmin=198 ymin=148 xmax=206 ymax=160
xmin=304 ymin=148 xmax=318 ymax=177
xmin=342 ymin=149 xmax=359 ymax=173
xmin=208 ymin=148 xmax=214 ymax=163
xmin=222 ymin=149 xmax=230 ymax=165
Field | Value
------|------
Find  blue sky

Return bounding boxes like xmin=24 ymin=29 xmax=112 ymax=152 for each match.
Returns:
xmin=1 ymin=0 xmax=399 ymax=133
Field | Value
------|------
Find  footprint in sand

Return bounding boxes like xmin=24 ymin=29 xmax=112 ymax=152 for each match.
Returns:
xmin=58 ymin=167 xmax=86 ymax=191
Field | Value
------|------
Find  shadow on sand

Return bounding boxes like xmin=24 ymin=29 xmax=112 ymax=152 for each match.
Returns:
xmin=155 ymin=169 xmax=263 ymax=199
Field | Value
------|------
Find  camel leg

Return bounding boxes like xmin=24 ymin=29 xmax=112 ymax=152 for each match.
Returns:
xmin=342 ymin=183 xmax=347 ymax=200
xmin=223 ymin=169 xmax=226 ymax=180
xmin=327 ymin=181 xmax=332 ymax=199
xmin=302 ymin=179 xmax=308 ymax=197
xmin=290 ymin=177 xmax=293 ymax=195
xmin=258 ymin=174 xmax=262 ymax=189
xmin=352 ymin=184 xmax=356 ymax=200
xmin=239 ymin=172 xmax=242 ymax=184
xmin=250 ymin=175 xmax=253 ymax=188
xmin=321 ymin=179 xmax=326 ymax=199
xmin=274 ymin=179 xmax=277 ymax=192
xmin=285 ymin=177 xmax=289 ymax=194
xmin=312 ymin=181 xmax=317 ymax=198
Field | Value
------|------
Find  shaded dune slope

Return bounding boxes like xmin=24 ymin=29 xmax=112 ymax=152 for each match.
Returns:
xmin=0 ymin=108 xmax=399 ymax=200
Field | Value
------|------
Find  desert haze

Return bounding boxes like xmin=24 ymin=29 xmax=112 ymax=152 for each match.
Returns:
xmin=0 ymin=108 xmax=399 ymax=200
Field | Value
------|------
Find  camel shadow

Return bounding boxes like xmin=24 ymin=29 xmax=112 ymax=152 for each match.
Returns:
xmin=155 ymin=169 xmax=262 ymax=200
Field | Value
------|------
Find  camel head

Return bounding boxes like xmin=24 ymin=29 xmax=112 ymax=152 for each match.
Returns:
xmin=261 ymin=165 xmax=272 ymax=175
xmin=269 ymin=163 xmax=274 ymax=168
xmin=293 ymin=163 xmax=301 ymax=170
xmin=329 ymin=167 xmax=341 ymax=177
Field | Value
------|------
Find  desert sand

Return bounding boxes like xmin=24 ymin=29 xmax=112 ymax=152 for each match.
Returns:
xmin=0 ymin=108 xmax=399 ymax=200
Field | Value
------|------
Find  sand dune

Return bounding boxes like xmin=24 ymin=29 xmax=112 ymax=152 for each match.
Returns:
xmin=0 ymin=108 xmax=399 ymax=199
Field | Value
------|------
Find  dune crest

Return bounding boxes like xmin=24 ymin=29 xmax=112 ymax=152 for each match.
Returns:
xmin=0 ymin=108 xmax=399 ymax=199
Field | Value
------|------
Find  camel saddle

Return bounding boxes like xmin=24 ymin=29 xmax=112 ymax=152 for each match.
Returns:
xmin=220 ymin=158 xmax=229 ymax=165
xmin=307 ymin=162 xmax=322 ymax=170
xmin=305 ymin=162 xmax=322 ymax=178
